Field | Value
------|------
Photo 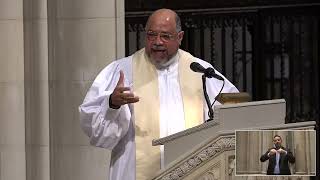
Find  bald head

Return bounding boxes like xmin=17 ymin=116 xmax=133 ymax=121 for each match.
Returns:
xmin=145 ymin=9 xmax=182 ymax=32
xmin=144 ymin=9 xmax=184 ymax=69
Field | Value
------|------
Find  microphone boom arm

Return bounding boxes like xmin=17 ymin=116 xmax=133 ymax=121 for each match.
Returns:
xmin=202 ymin=75 xmax=214 ymax=122
xmin=190 ymin=62 xmax=226 ymax=122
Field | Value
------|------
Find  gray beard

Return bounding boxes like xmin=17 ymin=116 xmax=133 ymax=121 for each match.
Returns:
xmin=149 ymin=53 xmax=178 ymax=70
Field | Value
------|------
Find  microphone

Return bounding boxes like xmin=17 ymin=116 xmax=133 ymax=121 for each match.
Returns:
xmin=190 ymin=61 xmax=226 ymax=122
xmin=190 ymin=62 xmax=224 ymax=80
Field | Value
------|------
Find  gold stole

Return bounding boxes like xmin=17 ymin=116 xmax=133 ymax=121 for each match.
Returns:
xmin=132 ymin=48 xmax=203 ymax=180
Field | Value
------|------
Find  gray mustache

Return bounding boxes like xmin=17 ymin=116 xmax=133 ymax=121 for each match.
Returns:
xmin=152 ymin=45 xmax=166 ymax=50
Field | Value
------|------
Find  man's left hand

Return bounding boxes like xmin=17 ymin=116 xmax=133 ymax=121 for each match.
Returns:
xmin=277 ymin=148 xmax=287 ymax=154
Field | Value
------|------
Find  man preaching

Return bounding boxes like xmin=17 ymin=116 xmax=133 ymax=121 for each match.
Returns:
xmin=79 ymin=8 xmax=238 ymax=180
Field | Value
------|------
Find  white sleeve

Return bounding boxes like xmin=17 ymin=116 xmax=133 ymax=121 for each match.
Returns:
xmin=194 ymin=58 xmax=239 ymax=120
xmin=79 ymin=61 xmax=132 ymax=150
xmin=194 ymin=58 xmax=239 ymax=97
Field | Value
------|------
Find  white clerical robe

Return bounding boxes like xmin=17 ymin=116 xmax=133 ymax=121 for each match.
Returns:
xmin=79 ymin=54 xmax=238 ymax=180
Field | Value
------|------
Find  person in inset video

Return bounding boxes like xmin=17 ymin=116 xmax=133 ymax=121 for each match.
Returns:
xmin=260 ymin=135 xmax=295 ymax=175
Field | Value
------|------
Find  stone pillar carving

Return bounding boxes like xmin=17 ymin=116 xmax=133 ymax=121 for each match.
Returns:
xmin=247 ymin=131 xmax=260 ymax=174
xmin=307 ymin=130 xmax=316 ymax=174
xmin=293 ymin=131 xmax=306 ymax=174
xmin=23 ymin=0 xmax=50 ymax=180
xmin=236 ymin=131 xmax=248 ymax=174
xmin=236 ymin=131 xmax=262 ymax=174
xmin=291 ymin=130 xmax=316 ymax=175
xmin=260 ymin=131 xmax=272 ymax=174
xmin=0 ymin=0 xmax=26 ymax=180
xmin=47 ymin=0 xmax=124 ymax=180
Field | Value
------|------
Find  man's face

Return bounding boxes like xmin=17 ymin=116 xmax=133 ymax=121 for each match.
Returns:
xmin=145 ymin=12 xmax=184 ymax=67
xmin=273 ymin=136 xmax=282 ymax=147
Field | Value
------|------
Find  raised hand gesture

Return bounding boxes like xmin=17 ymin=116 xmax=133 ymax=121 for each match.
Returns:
xmin=109 ymin=70 xmax=139 ymax=108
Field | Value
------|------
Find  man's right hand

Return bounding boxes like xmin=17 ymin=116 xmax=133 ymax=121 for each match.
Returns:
xmin=109 ymin=70 xmax=139 ymax=109
xmin=268 ymin=149 xmax=277 ymax=156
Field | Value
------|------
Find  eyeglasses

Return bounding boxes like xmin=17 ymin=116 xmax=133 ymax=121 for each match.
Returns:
xmin=146 ymin=31 xmax=177 ymax=42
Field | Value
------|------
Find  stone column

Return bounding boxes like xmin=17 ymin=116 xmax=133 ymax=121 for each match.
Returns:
xmin=47 ymin=0 xmax=124 ymax=180
xmin=308 ymin=130 xmax=316 ymax=174
xmin=293 ymin=131 xmax=306 ymax=174
xmin=247 ymin=131 xmax=261 ymax=174
xmin=23 ymin=0 xmax=50 ymax=180
xmin=305 ymin=131 xmax=316 ymax=174
xmin=236 ymin=131 xmax=248 ymax=174
xmin=0 ymin=0 xmax=26 ymax=180
xmin=260 ymin=131 xmax=272 ymax=174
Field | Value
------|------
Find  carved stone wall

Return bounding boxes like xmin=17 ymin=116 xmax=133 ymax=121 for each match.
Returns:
xmin=153 ymin=135 xmax=235 ymax=180
xmin=0 ymin=1 xmax=125 ymax=180
xmin=153 ymin=127 xmax=315 ymax=180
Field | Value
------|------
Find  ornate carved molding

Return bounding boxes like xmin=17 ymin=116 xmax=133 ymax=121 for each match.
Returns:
xmin=154 ymin=135 xmax=235 ymax=180
xmin=197 ymin=162 xmax=221 ymax=180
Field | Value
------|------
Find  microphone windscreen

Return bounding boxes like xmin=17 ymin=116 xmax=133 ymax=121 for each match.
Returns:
xmin=190 ymin=62 xmax=206 ymax=73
